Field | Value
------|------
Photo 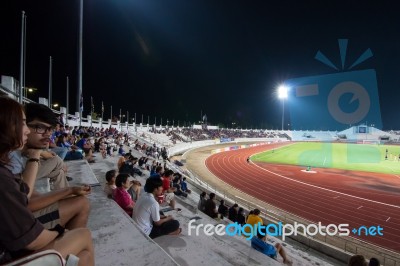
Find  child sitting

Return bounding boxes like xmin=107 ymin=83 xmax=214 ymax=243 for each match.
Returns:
xmin=104 ymin=169 xmax=117 ymax=198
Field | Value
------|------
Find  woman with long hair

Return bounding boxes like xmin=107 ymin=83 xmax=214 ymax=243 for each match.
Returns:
xmin=0 ymin=96 xmax=94 ymax=265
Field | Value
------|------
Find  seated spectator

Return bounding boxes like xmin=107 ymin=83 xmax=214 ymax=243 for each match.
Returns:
xmin=245 ymin=209 xmax=263 ymax=234
xmin=149 ymin=165 xmax=163 ymax=179
xmin=205 ymin=193 xmax=219 ymax=219
xmin=119 ymin=155 xmax=142 ymax=176
xmin=0 ymin=96 xmax=94 ymax=265
xmin=172 ymin=174 xmax=187 ymax=198
xmin=117 ymin=153 xmax=130 ymax=170
xmin=48 ymin=123 xmax=68 ymax=160
xmin=118 ymin=144 xmax=126 ymax=156
xmin=198 ymin=191 xmax=207 ymax=212
xmin=127 ymin=178 xmax=141 ymax=202
xmin=106 ymin=144 xmax=112 ymax=156
xmin=150 ymin=160 xmax=156 ymax=173
xmin=76 ymin=133 xmax=94 ymax=163
xmin=113 ymin=173 xmax=135 ymax=216
xmin=348 ymin=255 xmax=367 ymax=266
xmin=56 ymin=134 xmax=83 ymax=161
xmin=237 ymin=207 xmax=246 ymax=225
xmin=133 ymin=177 xmax=181 ymax=239
xmin=180 ymin=177 xmax=191 ymax=194
xmin=247 ymin=210 xmax=254 ymax=222
xmin=218 ymin=199 xmax=229 ymax=219
xmin=94 ymin=137 xmax=107 ymax=158
xmin=251 ymin=225 xmax=292 ymax=265
xmin=138 ymin=156 xmax=149 ymax=170
xmin=368 ymin=258 xmax=380 ymax=266
xmin=104 ymin=169 xmax=117 ymax=198
xmin=99 ymin=137 xmax=107 ymax=158
xmin=228 ymin=203 xmax=239 ymax=222
xmin=162 ymin=170 xmax=178 ymax=210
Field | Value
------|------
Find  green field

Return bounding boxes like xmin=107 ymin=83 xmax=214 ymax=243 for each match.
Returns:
xmin=251 ymin=142 xmax=400 ymax=175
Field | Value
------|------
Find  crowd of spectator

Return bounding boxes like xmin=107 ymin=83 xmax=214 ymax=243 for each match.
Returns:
xmin=196 ymin=191 xmax=293 ymax=264
xmin=0 ymin=97 xmax=383 ymax=265
xmin=348 ymin=254 xmax=381 ymax=266
xmin=99 ymin=136 xmax=191 ymax=239
xmin=150 ymin=127 xmax=287 ymax=143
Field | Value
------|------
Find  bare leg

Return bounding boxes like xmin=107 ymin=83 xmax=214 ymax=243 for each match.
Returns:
xmin=36 ymin=229 xmax=94 ymax=266
xmin=42 ymin=228 xmax=94 ymax=266
xmin=58 ymin=196 xmax=90 ymax=229
xmin=275 ymin=243 xmax=292 ymax=265
xmin=168 ymin=198 xmax=176 ymax=209
xmin=134 ymin=185 xmax=141 ymax=201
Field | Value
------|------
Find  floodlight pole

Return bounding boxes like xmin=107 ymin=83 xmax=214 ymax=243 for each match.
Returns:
xmin=48 ymin=56 xmax=52 ymax=108
xmin=19 ymin=11 xmax=26 ymax=104
xmin=77 ymin=0 xmax=83 ymax=125
xmin=66 ymin=76 xmax=69 ymax=117
xmin=281 ymin=99 xmax=285 ymax=131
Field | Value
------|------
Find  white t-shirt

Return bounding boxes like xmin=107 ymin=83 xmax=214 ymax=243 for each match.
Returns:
xmin=132 ymin=192 xmax=160 ymax=235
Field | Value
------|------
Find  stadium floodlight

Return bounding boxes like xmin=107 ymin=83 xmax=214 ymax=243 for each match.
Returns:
xmin=277 ymin=85 xmax=289 ymax=131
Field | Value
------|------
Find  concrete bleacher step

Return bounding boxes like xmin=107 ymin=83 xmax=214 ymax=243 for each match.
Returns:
xmin=86 ymin=152 xmax=343 ymax=265
xmin=66 ymin=160 xmax=178 ymax=266
xmin=161 ymin=190 xmax=342 ymax=266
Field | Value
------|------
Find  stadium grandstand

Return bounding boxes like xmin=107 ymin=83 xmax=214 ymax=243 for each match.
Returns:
xmin=2 ymin=78 xmax=400 ymax=266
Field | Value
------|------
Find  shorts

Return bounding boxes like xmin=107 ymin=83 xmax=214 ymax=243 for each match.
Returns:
xmin=33 ymin=202 xmax=60 ymax=229
xmin=149 ymin=219 xmax=180 ymax=239
xmin=164 ymin=193 xmax=175 ymax=204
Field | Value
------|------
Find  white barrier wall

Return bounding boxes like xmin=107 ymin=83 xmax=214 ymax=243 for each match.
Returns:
xmin=168 ymin=138 xmax=289 ymax=157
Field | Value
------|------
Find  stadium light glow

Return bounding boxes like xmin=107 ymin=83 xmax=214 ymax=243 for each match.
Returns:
xmin=277 ymin=85 xmax=289 ymax=131
xmin=278 ymin=85 xmax=288 ymax=99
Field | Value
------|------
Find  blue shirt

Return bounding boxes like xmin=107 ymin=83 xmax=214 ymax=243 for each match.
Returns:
xmin=149 ymin=173 xmax=161 ymax=179
xmin=250 ymin=236 xmax=277 ymax=258
xmin=76 ymin=138 xmax=87 ymax=149
xmin=181 ymin=180 xmax=188 ymax=191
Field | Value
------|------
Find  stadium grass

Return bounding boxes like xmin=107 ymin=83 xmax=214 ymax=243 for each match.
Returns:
xmin=251 ymin=142 xmax=400 ymax=175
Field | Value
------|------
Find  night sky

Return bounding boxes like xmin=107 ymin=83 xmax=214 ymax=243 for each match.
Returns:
xmin=2 ymin=0 xmax=400 ymax=129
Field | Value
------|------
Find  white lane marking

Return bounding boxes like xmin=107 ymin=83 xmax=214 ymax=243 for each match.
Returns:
xmin=250 ymin=159 xmax=400 ymax=209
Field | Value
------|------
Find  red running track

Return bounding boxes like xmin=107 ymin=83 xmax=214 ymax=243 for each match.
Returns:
xmin=205 ymin=143 xmax=400 ymax=253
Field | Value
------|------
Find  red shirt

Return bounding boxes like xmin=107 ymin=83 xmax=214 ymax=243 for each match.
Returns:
xmin=113 ymin=187 xmax=134 ymax=216
xmin=162 ymin=177 xmax=171 ymax=192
